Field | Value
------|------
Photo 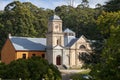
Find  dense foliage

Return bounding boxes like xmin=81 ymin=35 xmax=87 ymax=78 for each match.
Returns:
xmin=55 ymin=5 xmax=102 ymax=39
xmin=70 ymin=0 xmax=120 ymax=79
xmin=103 ymin=0 xmax=120 ymax=12
xmin=89 ymin=1 xmax=120 ymax=80
xmin=0 ymin=57 xmax=61 ymax=80
xmin=90 ymin=11 xmax=120 ymax=80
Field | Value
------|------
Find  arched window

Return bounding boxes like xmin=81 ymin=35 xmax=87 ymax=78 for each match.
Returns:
xmin=80 ymin=45 xmax=86 ymax=49
xmin=57 ymin=39 xmax=59 ymax=45
xmin=57 ymin=39 xmax=61 ymax=45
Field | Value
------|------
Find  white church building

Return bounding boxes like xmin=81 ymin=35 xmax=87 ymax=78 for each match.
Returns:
xmin=46 ymin=15 xmax=93 ymax=68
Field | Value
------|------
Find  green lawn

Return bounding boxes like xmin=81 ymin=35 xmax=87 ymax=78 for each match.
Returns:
xmin=70 ymin=69 xmax=91 ymax=80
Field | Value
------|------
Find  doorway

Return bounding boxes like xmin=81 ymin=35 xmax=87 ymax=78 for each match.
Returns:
xmin=56 ymin=55 xmax=61 ymax=65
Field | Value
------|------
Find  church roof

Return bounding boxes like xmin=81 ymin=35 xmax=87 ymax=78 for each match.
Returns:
xmin=9 ymin=36 xmax=46 ymax=51
xmin=64 ymin=28 xmax=75 ymax=33
xmin=66 ymin=38 xmax=78 ymax=47
xmin=49 ymin=15 xmax=61 ymax=20
xmin=65 ymin=35 xmax=89 ymax=47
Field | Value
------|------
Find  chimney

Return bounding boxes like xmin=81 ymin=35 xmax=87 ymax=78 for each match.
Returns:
xmin=8 ymin=33 xmax=11 ymax=38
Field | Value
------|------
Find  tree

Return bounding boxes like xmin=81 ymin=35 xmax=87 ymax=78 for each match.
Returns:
xmin=103 ymin=0 xmax=120 ymax=12
xmin=4 ymin=59 xmax=30 ymax=79
xmin=4 ymin=1 xmax=37 ymax=37
xmin=0 ymin=57 xmax=61 ymax=80
xmin=96 ymin=11 xmax=120 ymax=39
xmin=0 ymin=63 xmax=6 ymax=78
xmin=90 ymin=11 xmax=120 ymax=80
xmin=80 ymin=0 xmax=89 ymax=8
xmin=95 ymin=3 xmax=103 ymax=10
xmin=23 ymin=2 xmax=49 ymax=37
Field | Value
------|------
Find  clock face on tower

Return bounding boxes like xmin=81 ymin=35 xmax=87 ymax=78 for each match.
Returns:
xmin=55 ymin=25 xmax=58 ymax=29
xmin=55 ymin=25 xmax=59 ymax=32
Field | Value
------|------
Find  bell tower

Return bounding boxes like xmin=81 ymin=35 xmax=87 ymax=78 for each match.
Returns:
xmin=47 ymin=15 xmax=64 ymax=48
xmin=46 ymin=15 xmax=64 ymax=64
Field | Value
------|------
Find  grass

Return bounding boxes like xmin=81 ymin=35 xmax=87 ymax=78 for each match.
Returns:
xmin=79 ymin=69 xmax=91 ymax=74
xmin=70 ymin=69 xmax=91 ymax=80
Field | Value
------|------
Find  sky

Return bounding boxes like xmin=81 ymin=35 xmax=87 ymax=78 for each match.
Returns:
xmin=0 ymin=0 xmax=108 ymax=10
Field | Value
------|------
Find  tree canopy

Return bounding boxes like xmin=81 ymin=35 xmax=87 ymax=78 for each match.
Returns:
xmin=90 ymin=11 xmax=120 ymax=80
xmin=103 ymin=0 xmax=120 ymax=12
xmin=89 ymin=1 xmax=120 ymax=79
xmin=0 ymin=57 xmax=61 ymax=80
xmin=55 ymin=5 xmax=102 ymax=39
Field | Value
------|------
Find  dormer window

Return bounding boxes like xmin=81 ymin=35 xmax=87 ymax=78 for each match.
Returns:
xmin=64 ymin=33 xmax=67 ymax=36
xmin=69 ymin=33 xmax=74 ymax=36
xmin=57 ymin=39 xmax=61 ymax=45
